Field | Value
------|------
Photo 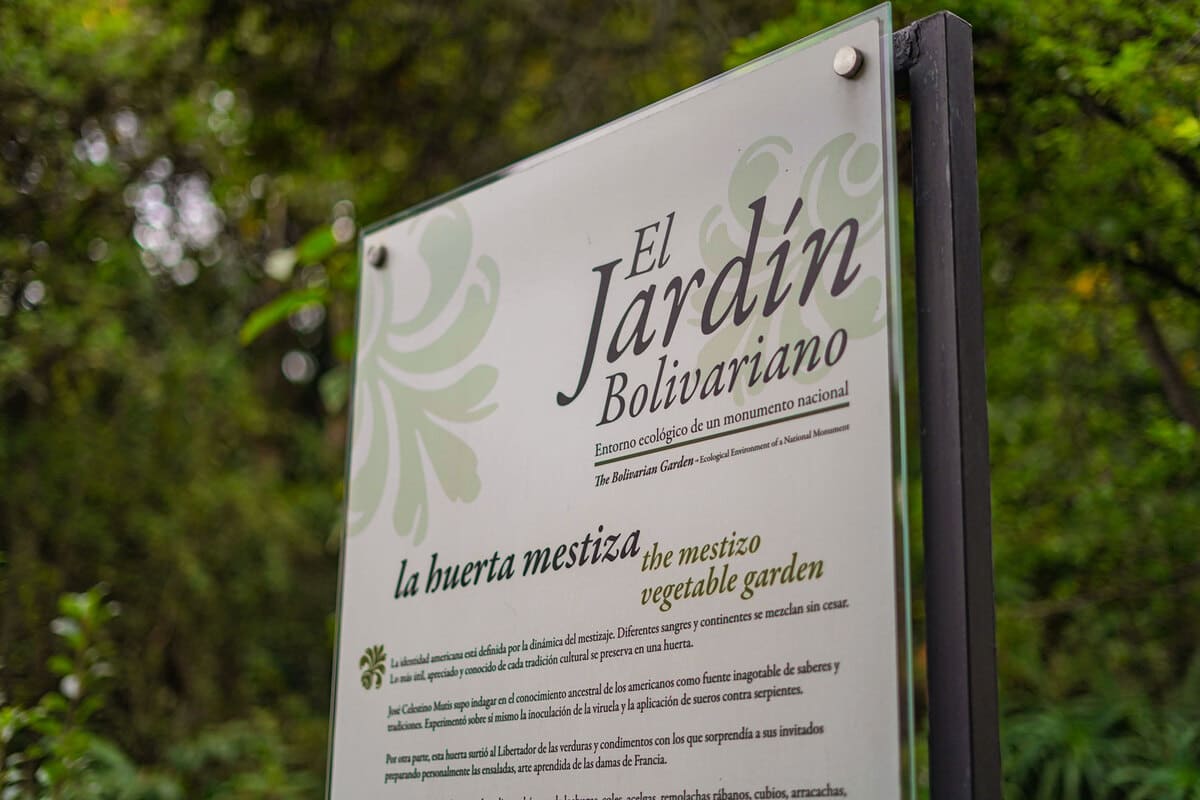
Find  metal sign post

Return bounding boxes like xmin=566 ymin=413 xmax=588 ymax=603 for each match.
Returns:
xmin=894 ymin=12 xmax=1002 ymax=800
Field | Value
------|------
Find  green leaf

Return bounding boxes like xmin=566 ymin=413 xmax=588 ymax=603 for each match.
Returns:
xmin=239 ymin=287 xmax=328 ymax=345
xmin=47 ymin=655 xmax=73 ymax=678
xmin=294 ymin=225 xmax=338 ymax=265
xmin=318 ymin=365 xmax=350 ymax=414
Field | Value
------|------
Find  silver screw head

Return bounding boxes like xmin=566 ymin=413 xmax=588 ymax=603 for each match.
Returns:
xmin=366 ymin=244 xmax=388 ymax=268
xmin=833 ymin=46 xmax=864 ymax=79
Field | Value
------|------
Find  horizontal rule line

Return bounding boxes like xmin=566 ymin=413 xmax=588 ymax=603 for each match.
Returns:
xmin=593 ymin=401 xmax=850 ymax=468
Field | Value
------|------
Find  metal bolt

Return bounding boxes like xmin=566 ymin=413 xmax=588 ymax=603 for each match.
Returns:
xmin=366 ymin=244 xmax=388 ymax=268
xmin=833 ymin=46 xmax=865 ymax=79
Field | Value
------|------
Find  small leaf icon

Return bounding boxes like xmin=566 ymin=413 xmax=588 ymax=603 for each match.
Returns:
xmin=359 ymin=645 xmax=387 ymax=691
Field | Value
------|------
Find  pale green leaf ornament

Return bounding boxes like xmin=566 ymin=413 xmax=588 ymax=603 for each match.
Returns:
xmin=694 ymin=134 xmax=887 ymax=404
xmin=348 ymin=202 xmax=499 ymax=543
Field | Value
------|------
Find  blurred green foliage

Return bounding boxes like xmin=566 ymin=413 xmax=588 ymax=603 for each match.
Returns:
xmin=732 ymin=1 xmax=1200 ymax=797
xmin=1 ymin=0 xmax=1197 ymax=797
xmin=3 ymin=587 xmax=316 ymax=797
xmin=0 ymin=0 xmax=791 ymax=795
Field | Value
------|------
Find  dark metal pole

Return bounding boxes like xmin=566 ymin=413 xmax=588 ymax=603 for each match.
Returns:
xmin=896 ymin=12 xmax=1002 ymax=800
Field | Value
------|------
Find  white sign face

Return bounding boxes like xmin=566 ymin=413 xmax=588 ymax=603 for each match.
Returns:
xmin=329 ymin=6 xmax=909 ymax=799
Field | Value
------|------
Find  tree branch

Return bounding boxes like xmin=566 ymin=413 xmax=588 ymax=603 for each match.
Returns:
xmin=1069 ymin=89 xmax=1200 ymax=192
xmin=1080 ymin=237 xmax=1200 ymax=305
xmin=1127 ymin=258 xmax=1200 ymax=304
xmin=1013 ymin=560 xmax=1200 ymax=620
xmin=1132 ymin=297 xmax=1200 ymax=429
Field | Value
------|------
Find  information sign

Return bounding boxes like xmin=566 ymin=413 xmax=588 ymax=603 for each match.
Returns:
xmin=329 ymin=6 xmax=911 ymax=797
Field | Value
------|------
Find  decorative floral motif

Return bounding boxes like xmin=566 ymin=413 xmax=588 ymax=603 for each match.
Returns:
xmin=348 ymin=202 xmax=499 ymax=543
xmin=693 ymin=134 xmax=888 ymax=403
xmin=359 ymin=644 xmax=387 ymax=690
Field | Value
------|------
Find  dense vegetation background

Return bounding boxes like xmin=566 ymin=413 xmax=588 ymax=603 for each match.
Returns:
xmin=1 ymin=1 xmax=1197 ymax=797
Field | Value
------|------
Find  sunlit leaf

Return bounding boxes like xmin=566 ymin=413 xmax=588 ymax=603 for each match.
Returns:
xmin=238 ymin=287 xmax=328 ymax=344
